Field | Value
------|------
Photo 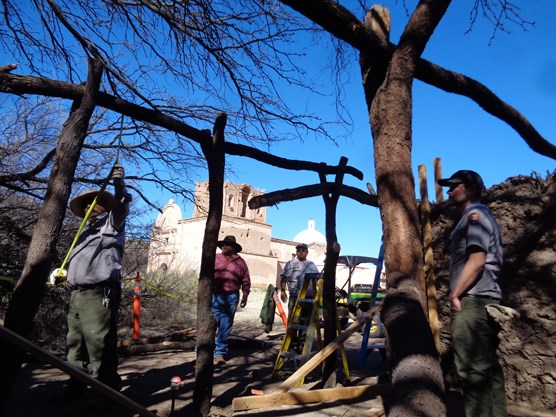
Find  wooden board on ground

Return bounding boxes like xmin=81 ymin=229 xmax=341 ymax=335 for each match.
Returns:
xmin=232 ymin=384 xmax=391 ymax=412
xmin=369 ymin=407 xmax=386 ymax=417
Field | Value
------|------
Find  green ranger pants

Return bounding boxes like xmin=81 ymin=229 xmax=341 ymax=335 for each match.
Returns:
xmin=66 ymin=286 xmax=121 ymax=389
xmin=451 ymin=296 xmax=507 ymax=417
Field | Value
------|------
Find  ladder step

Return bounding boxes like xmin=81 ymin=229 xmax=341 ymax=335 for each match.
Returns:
xmin=297 ymin=298 xmax=315 ymax=304
xmin=288 ymin=324 xmax=309 ymax=331
xmin=279 ymin=351 xmax=303 ymax=360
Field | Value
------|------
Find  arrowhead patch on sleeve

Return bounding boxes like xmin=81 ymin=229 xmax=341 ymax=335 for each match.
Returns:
xmin=467 ymin=211 xmax=480 ymax=224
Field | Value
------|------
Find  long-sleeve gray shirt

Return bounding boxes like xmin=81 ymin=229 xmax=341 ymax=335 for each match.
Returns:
xmin=67 ymin=186 xmax=131 ymax=286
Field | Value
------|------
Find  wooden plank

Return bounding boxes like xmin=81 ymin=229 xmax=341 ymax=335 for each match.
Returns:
xmin=0 ymin=324 xmax=158 ymax=417
xmin=276 ymin=306 xmax=380 ymax=393
xmin=232 ymin=384 xmax=391 ymax=412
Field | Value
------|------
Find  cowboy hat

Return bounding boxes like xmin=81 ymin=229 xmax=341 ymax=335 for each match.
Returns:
xmin=69 ymin=190 xmax=115 ymax=218
xmin=216 ymin=235 xmax=242 ymax=253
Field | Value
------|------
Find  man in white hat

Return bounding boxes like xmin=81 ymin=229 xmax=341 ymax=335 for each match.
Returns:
xmin=62 ymin=164 xmax=131 ymax=394
xmin=280 ymin=243 xmax=319 ymax=319
xmin=279 ymin=243 xmax=320 ymax=351
xmin=212 ymin=235 xmax=251 ymax=365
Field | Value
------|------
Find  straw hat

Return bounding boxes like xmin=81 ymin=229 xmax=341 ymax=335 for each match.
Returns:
xmin=69 ymin=190 xmax=115 ymax=218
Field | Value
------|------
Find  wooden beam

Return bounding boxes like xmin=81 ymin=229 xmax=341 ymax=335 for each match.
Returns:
xmin=248 ymin=182 xmax=378 ymax=209
xmin=232 ymin=384 xmax=391 ymax=412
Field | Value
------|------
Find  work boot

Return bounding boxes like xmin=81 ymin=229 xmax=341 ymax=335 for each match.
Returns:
xmin=213 ymin=355 xmax=226 ymax=366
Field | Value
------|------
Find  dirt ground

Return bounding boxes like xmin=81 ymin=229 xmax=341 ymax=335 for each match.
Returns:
xmin=5 ymin=289 xmax=385 ymax=416
xmin=7 ymin=289 xmax=555 ymax=417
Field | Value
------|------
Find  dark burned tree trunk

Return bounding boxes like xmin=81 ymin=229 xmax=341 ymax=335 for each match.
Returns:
xmin=319 ymin=157 xmax=347 ymax=387
xmin=362 ymin=1 xmax=451 ymax=416
xmin=192 ymin=113 xmax=227 ymax=416
xmin=0 ymin=58 xmax=103 ymax=416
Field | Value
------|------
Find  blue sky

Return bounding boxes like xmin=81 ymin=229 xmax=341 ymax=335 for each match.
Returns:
xmin=169 ymin=1 xmax=555 ymax=257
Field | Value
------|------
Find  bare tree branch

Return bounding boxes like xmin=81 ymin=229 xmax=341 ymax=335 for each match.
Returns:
xmin=0 ymin=72 xmax=366 ymax=180
xmin=277 ymin=0 xmax=556 ymax=160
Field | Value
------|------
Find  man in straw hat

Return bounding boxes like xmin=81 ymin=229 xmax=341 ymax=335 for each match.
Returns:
xmin=61 ymin=164 xmax=131 ymax=394
xmin=212 ymin=235 xmax=251 ymax=365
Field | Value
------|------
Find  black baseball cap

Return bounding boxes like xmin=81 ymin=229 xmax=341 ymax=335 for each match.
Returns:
xmin=437 ymin=170 xmax=484 ymax=189
xmin=295 ymin=243 xmax=308 ymax=251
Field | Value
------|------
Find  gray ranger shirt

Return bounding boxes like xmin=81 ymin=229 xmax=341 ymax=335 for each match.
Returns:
xmin=68 ymin=186 xmax=131 ymax=286
xmin=449 ymin=202 xmax=503 ymax=299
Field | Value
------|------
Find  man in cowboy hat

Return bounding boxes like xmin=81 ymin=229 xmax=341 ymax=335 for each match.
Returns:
xmin=437 ymin=169 xmax=507 ymax=417
xmin=212 ymin=235 xmax=251 ymax=365
xmin=62 ymin=164 xmax=131 ymax=394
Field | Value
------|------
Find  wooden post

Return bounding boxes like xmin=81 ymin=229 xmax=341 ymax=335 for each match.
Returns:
xmin=133 ymin=272 xmax=141 ymax=340
xmin=418 ymin=165 xmax=440 ymax=352
xmin=433 ymin=157 xmax=443 ymax=202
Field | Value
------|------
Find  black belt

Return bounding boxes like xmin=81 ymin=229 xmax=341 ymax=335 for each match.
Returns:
xmin=213 ymin=290 xmax=239 ymax=296
xmin=72 ymin=280 xmax=119 ymax=292
xmin=464 ymin=294 xmax=500 ymax=301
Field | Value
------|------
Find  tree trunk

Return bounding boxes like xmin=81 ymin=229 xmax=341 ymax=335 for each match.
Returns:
xmin=381 ymin=273 xmax=445 ymax=416
xmin=363 ymin=1 xmax=452 ymax=416
xmin=0 ymin=58 xmax=103 ymax=416
xmin=192 ymin=113 xmax=227 ymax=416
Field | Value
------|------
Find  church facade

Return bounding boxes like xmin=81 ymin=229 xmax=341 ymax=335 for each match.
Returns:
xmin=147 ymin=180 xmax=377 ymax=288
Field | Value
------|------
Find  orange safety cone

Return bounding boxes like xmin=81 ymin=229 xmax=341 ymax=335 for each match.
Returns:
xmin=133 ymin=272 xmax=141 ymax=340
xmin=272 ymin=290 xmax=288 ymax=329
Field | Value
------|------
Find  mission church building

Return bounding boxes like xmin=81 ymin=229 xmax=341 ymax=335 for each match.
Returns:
xmin=148 ymin=180 xmax=376 ymax=288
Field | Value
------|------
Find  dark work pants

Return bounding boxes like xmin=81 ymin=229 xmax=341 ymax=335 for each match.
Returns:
xmin=66 ymin=286 xmax=121 ymax=389
xmin=451 ymin=297 xmax=507 ymax=417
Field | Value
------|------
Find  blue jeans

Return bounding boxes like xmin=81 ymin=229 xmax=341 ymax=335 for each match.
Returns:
xmin=212 ymin=292 xmax=239 ymax=357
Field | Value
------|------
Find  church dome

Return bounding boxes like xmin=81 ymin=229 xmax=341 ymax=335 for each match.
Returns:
xmin=293 ymin=219 xmax=326 ymax=245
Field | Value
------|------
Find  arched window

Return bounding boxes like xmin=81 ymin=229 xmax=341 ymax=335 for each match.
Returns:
xmin=240 ymin=186 xmax=250 ymax=218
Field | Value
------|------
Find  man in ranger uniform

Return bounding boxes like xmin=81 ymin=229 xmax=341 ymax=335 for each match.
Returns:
xmin=438 ymin=169 xmax=507 ymax=417
xmin=60 ymin=164 xmax=131 ymax=394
